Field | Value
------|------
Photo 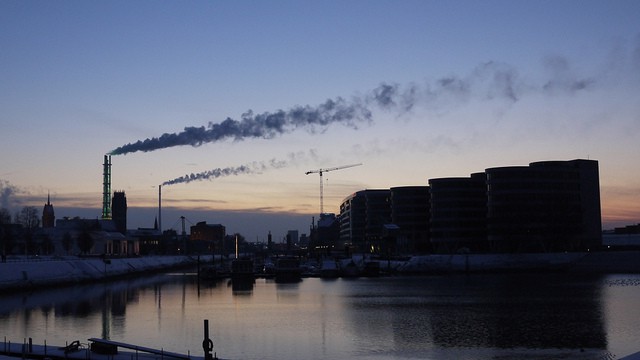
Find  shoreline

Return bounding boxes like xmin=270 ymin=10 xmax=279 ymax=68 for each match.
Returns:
xmin=2 ymin=250 xmax=639 ymax=292
xmin=0 ymin=255 xmax=206 ymax=292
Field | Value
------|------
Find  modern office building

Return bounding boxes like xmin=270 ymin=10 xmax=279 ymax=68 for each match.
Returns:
xmin=339 ymin=191 xmax=367 ymax=247
xmin=339 ymin=189 xmax=391 ymax=253
xmin=336 ymin=159 xmax=602 ymax=255
xmin=390 ymin=186 xmax=431 ymax=253
xmin=429 ymin=173 xmax=488 ymax=253
xmin=486 ymin=159 xmax=601 ymax=252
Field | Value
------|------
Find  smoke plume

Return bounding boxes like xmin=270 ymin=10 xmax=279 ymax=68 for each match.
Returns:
xmin=111 ymin=58 xmax=595 ymax=156
xmin=111 ymin=98 xmax=371 ymax=155
xmin=162 ymin=158 xmax=289 ymax=186
xmin=0 ymin=180 xmax=21 ymax=210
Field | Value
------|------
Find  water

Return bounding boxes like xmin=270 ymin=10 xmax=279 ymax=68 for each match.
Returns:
xmin=2 ymin=271 xmax=640 ymax=360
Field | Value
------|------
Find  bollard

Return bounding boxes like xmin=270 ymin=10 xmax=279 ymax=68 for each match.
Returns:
xmin=202 ymin=320 xmax=214 ymax=360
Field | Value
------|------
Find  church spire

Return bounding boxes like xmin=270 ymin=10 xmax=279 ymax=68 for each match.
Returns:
xmin=42 ymin=192 xmax=55 ymax=228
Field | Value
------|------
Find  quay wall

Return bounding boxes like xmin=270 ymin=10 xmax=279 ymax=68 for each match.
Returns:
xmin=0 ymin=256 xmax=204 ymax=291
xmin=1 ymin=251 xmax=639 ymax=291
xmin=396 ymin=251 xmax=640 ymax=274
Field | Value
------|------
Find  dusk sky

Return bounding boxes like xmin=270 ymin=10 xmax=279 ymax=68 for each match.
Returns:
xmin=1 ymin=1 xmax=639 ymax=241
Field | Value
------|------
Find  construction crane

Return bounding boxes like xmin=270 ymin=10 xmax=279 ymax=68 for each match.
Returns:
xmin=305 ymin=163 xmax=362 ymax=215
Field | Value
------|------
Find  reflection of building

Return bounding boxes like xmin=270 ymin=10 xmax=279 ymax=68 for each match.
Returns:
xmin=190 ymin=222 xmax=225 ymax=254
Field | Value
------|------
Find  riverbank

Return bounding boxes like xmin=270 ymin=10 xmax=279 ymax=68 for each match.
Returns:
xmin=2 ymin=251 xmax=639 ymax=291
xmin=0 ymin=255 xmax=208 ymax=291
xmin=398 ymin=250 xmax=640 ymax=274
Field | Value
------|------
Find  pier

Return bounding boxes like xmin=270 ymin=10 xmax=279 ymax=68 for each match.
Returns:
xmin=1 ymin=320 xmax=219 ymax=360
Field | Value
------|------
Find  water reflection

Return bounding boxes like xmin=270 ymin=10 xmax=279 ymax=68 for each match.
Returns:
xmin=345 ymin=275 xmax=607 ymax=352
xmin=0 ymin=273 xmax=193 ymax=341
xmin=1 ymin=272 xmax=638 ymax=360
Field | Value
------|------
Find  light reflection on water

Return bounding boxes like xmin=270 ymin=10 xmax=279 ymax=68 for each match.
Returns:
xmin=2 ymin=272 xmax=640 ymax=360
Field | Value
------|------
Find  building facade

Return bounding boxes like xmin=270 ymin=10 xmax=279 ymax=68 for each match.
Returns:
xmin=337 ymin=159 xmax=602 ymax=255
xmin=390 ymin=186 xmax=431 ymax=253
xmin=339 ymin=189 xmax=391 ymax=254
xmin=190 ymin=221 xmax=225 ymax=254
xmin=112 ymin=191 xmax=127 ymax=235
xmin=486 ymin=159 xmax=601 ymax=252
xmin=429 ymin=173 xmax=488 ymax=253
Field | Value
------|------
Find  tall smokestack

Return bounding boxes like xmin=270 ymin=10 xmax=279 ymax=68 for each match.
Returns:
xmin=102 ymin=155 xmax=112 ymax=220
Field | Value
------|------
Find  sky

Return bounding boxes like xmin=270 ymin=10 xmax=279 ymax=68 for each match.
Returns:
xmin=1 ymin=0 xmax=639 ymax=242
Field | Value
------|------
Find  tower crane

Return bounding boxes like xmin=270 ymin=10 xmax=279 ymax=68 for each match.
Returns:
xmin=305 ymin=163 xmax=362 ymax=215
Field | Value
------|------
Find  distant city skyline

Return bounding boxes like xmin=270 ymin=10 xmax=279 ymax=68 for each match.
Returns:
xmin=2 ymin=1 xmax=639 ymax=241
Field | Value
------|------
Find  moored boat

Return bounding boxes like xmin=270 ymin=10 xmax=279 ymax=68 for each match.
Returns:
xmin=274 ymin=257 xmax=302 ymax=283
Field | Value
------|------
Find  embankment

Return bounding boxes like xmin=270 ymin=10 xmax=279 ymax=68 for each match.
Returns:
xmin=396 ymin=251 xmax=640 ymax=274
xmin=0 ymin=256 xmax=205 ymax=291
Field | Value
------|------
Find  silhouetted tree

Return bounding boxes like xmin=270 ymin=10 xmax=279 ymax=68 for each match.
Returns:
xmin=0 ymin=208 xmax=11 ymax=261
xmin=0 ymin=208 xmax=10 ymax=224
xmin=15 ymin=206 xmax=40 ymax=229
xmin=41 ymin=234 xmax=54 ymax=255
xmin=77 ymin=229 xmax=94 ymax=255
xmin=14 ymin=206 xmax=39 ymax=255
xmin=62 ymin=232 xmax=73 ymax=255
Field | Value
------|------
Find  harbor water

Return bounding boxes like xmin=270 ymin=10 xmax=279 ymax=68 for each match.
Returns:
xmin=2 ymin=271 xmax=640 ymax=360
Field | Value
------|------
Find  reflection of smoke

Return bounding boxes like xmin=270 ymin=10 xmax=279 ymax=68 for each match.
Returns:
xmin=111 ymin=58 xmax=596 ymax=156
xmin=162 ymin=158 xmax=289 ymax=186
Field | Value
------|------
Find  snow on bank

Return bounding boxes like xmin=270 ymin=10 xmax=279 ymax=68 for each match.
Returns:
xmin=397 ymin=253 xmax=587 ymax=273
xmin=0 ymin=256 xmax=201 ymax=290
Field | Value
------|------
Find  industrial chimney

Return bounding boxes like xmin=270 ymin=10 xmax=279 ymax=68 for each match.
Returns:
xmin=102 ymin=155 xmax=112 ymax=220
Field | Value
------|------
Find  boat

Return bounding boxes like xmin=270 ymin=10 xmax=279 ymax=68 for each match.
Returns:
xmin=362 ymin=261 xmax=381 ymax=277
xmin=199 ymin=265 xmax=219 ymax=280
xmin=231 ymin=258 xmax=254 ymax=280
xmin=340 ymin=260 xmax=360 ymax=278
xmin=230 ymin=258 xmax=255 ymax=291
xmin=274 ymin=257 xmax=302 ymax=283
xmin=319 ymin=259 xmax=340 ymax=278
